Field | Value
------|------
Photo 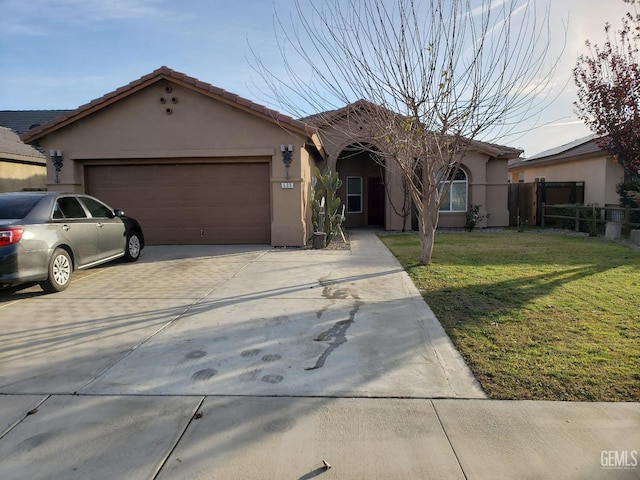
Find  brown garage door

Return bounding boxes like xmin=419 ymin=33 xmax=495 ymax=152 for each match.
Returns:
xmin=85 ymin=162 xmax=271 ymax=245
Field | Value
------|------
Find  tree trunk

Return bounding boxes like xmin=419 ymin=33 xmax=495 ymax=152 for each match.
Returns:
xmin=417 ymin=198 xmax=439 ymax=265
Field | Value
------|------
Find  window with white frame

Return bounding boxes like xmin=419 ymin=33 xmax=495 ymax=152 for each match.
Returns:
xmin=439 ymin=169 xmax=468 ymax=212
xmin=346 ymin=176 xmax=363 ymax=213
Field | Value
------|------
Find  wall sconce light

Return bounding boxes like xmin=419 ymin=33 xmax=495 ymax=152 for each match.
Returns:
xmin=49 ymin=149 xmax=63 ymax=183
xmin=280 ymin=144 xmax=293 ymax=179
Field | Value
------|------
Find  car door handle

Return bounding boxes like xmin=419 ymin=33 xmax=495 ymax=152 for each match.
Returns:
xmin=97 ymin=223 xmax=104 ymax=228
xmin=61 ymin=225 xmax=70 ymax=231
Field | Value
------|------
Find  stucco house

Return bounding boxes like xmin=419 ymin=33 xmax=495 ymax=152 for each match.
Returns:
xmin=20 ymin=66 xmax=521 ymax=246
xmin=508 ymin=135 xmax=625 ymax=207
xmin=306 ymin=101 xmax=522 ymax=231
xmin=0 ymin=126 xmax=46 ymax=192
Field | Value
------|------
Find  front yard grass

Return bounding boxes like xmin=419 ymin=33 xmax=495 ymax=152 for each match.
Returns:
xmin=380 ymin=231 xmax=640 ymax=401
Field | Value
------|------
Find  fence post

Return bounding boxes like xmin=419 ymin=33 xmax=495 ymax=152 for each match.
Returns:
xmin=625 ymin=206 xmax=630 ymax=234
xmin=575 ymin=205 xmax=580 ymax=232
xmin=541 ymin=202 xmax=545 ymax=227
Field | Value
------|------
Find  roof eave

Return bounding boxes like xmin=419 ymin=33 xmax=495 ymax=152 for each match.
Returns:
xmin=508 ymin=150 xmax=606 ymax=170
xmin=20 ymin=66 xmax=317 ymax=144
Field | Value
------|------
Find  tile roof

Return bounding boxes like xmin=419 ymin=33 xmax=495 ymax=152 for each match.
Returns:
xmin=304 ymin=100 xmax=523 ymax=159
xmin=0 ymin=127 xmax=45 ymax=162
xmin=509 ymin=134 xmax=603 ymax=168
xmin=526 ymin=134 xmax=601 ymax=160
xmin=0 ymin=110 xmax=72 ymax=135
xmin=300 ymin=99 xmax=381 ymax=126
xmin=12 ymin=66 xmax=522 ymax=161
xmin=469 ymin=138 xmax=523 ymax=159
xmin=20 ymin=66 xmax=317 ymax=143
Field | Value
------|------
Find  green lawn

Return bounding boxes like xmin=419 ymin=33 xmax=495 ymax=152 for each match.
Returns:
xmin=380 ymin=231 xmax=640 ymax=401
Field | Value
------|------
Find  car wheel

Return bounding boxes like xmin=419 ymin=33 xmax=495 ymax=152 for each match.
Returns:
xmin=124 ymin=231 xmax=141 ymax=262
xmin=40 ymin=248 xmax=72 ymax=293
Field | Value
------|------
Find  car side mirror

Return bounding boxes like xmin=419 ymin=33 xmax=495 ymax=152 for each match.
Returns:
xmin=114 ymin=209 xmax=125 ymax=217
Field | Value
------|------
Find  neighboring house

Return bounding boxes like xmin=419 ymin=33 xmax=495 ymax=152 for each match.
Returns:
xmin=0 ymin=126 xmax=46 ymax=192
xmin=0 ymin=110 xmax=72 ymax=135
xmin=0 ymin=110 xmax=72 ymax=192
xmin=20 ymin=66 xmax=522 ymax=246
xmin=508 ymin=135 xmax=625 ymax=207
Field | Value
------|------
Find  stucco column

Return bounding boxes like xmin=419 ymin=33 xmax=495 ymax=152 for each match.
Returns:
xmin=271 ymin=178 xmax=308 ymax=246
xmin=270 ymin=146 xmax=311 ymax=246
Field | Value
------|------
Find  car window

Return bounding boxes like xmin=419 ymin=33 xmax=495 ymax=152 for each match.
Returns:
xmin=53 ymin=197 xmax=87 ymax=219
xmin=0 ymin=195 xmax=42 ymax=219
xmin=80 ymin=196 xmax=114 ymax=218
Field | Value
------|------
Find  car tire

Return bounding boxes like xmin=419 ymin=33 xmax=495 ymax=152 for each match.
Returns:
xmin=124 ymin=231 xmax=141 ymax=262
xmin=40 ymin=248 xmax=73 ymax=293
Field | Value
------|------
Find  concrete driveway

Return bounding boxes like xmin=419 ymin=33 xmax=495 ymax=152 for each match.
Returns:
xmin=0 ymin=231 xmax=481 ymax=398
xmin=0 ymin=230 xmax=638 ymax=479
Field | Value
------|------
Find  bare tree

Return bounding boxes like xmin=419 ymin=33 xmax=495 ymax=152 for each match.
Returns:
xmin=253 ymin=0 xmax=562 ymax=264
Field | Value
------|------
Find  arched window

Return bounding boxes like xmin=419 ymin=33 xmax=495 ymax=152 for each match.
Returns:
xmin=439 ymin=169 xmax=468 ymax=212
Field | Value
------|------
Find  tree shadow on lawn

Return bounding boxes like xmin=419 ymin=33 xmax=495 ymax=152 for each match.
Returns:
xmin=428 ymin=264 xmax=608 ymax=322
xmin=419 ymin=263 xmax=640 ymax=401
xmin=426 ymin=231 xmax=640 ymax=268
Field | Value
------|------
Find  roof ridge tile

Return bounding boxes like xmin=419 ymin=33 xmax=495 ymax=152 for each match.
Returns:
xmin=19 ymin=66 xmax=317 ymax=143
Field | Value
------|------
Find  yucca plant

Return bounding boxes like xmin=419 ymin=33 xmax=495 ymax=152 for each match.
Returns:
xmin=312 ymin=166 xmax=344 ymax=245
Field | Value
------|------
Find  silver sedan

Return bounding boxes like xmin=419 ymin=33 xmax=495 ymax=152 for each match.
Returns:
xmin=0 ymin=192 xmax=144 ymax=293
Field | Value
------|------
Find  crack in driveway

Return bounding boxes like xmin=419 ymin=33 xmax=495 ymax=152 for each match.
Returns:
xmin=305 ymin=300 xmax=363 ymax=371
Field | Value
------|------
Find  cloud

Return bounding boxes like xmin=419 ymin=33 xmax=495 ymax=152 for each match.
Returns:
xmin=20 ymin=0 xmax=169 ymax=20
xmin=4 ymin=72 xmax=107 ymax=89
xmin=0 ymin=21 xmax=49 ymax=37
xmin=0 ymin=0 xmax=187 ymax=36
xmin=541 ymin=119 xmax=583 ymax=128
xmin=469 ymin=0 xmax=511 ymax=18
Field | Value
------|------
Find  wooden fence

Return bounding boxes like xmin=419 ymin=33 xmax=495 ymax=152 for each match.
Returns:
xmin=541 ymin=203 xmax=640 ymax=234
xmin=509 ymin=181 xmax=585 ymax=227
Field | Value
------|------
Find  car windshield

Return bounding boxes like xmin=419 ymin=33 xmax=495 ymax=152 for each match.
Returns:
xmin=0 ymin=195 xmax=43 ymax=220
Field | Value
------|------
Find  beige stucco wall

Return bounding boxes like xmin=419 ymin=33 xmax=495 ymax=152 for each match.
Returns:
xmin=270 ymin=145 xmax=315 ymax=246
xmin=383 ymin=159 xmax=410 ymax=230
xmin=30 ymin=78 xmax=514 ymax=242
xmin=485 ymin=157 xmax=510 ymax=226
xmin=316 ymin=118 xmax=408 ymax=231
xmin=509 ymin=154 xmax=624 ymax=206
xmin=36 ymin=80 xmax=312 ymax=246
xmin=0 ymin=160 xmax=46 ymax=192
xmin=438 ymin=152 xmax=510 ymax=229
xmin=603 ymin=158 xmax=625 ymax=205
xmin=315 ymin=116 xmax=515 ymax=230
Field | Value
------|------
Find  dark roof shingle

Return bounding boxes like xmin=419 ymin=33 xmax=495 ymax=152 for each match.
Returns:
xmin=0 ymin=110 xmax=72 ymax=135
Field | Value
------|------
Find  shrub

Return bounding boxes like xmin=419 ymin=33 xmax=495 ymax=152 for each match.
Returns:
xmin=465 ymin=204 xmax=487 ymax=231
xmin=312 ymin=167 xmax=345 ymax=245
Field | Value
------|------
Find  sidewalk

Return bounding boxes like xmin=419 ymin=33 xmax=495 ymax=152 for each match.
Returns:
xmin=0 ymin=230 xmax=638 ymax=479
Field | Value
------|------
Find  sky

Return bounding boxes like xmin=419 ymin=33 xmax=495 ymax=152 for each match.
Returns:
xmin=0 ymin=0 xmax=633 ymax=158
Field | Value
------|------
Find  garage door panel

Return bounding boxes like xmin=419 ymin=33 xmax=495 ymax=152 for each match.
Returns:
xmin=86 ymin=162 xmax=271 ymax=245
xmin=157 ymin=205 xmax=268 ymax=222
xmin=148 ymin=226 xmax=269 ymax=245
